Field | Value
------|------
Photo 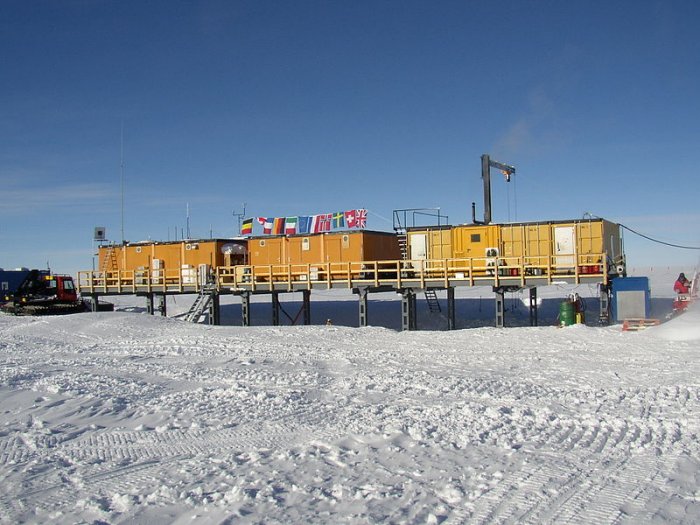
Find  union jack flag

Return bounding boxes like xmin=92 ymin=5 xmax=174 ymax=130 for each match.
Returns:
xmin=355 ymin=209 xmax=367 ymax=228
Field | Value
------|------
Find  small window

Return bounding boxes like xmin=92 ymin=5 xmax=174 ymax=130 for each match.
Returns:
xmin=259 ymin=240 xmax=266 ymax=247
xmin=471 ymin=234 xmax=481 ymax=242
xmin=135 ymin=247 xmax=142 ymax=253
xmin=302 ymin=238 xmax=310 ymax=251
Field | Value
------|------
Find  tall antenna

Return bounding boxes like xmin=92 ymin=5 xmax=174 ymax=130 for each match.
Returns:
xmin=232 ymin=202 xmax=247 ymax=235
xmin=120 ymin=120 xmax=125 ymax=244
xmin=186 ymin=203 xmax=191 ymax=239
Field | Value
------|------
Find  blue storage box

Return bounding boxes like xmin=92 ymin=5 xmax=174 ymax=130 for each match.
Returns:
xmin=611 ymin=277 xmax=651 ymax=322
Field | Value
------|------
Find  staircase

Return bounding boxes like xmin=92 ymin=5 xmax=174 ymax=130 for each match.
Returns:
xmin=184 ymin=289 xmax=213 ymax=323
xmin=424 ymin=289 xmax=441 ymax=313
xmin=101 ymin=245 xmax=118 ymax=273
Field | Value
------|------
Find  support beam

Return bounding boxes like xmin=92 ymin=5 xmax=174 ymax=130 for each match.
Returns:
xmin=358 ymin=287 xmax=369 ymax=327
xmin=302 ymin=290 xmax=311 ymax=325
xmin=88 ymin=295 xmax=99 ymax=312
xmin=599 ymin=283 xmax=611 ymax=325
xmin=401 ymin=289 xmax=417 ymax=331
xmin=272 ymin=292 xmax=280 ymax=326
xmin=529 ymin=287 xmax=538 ymax=326
xmin=146 ymin=294 xmax=155 ymax=315
xmin=157 ymin=294 xmax=167 ymax=317
xmin=241 ymin=292 xmax=251 ymax=327
xmin=494 ymin=288 xmax=505 ymax=328
xmin=208 ymin=292 xmax=220 ymax=325
xmin=447 ymin=287 xmax=456 ymax=330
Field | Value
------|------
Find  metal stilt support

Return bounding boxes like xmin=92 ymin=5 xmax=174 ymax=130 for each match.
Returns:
xmin=208 ymin=292 xmax=220 ymax=325
xmin=401 ymin=289 xmax=417 ymax=331
xmin=302 ymin=290 xmax=311 ymax=325
xmin=494 ymin=288 xmax=505 ymax=328
xmin=146 ymin=294 xmax=155 ymax=315
xmin=158 ymin=294 xmax=167 ymax=317
xmin=358 ymin=287 xmax=369 ymax=327
xmin=88 ymin=295 xmax=99 ymax=312
xmin=447 ymin=287 xmax=456 ymax=330
xmin=599 ymin=283 xmax=611 ymax=325
xmin=241 ymin=292 xmax=251 ymax=326
xmin=529 ymin=287 xmax=538 ymax=326
xmin=272 ymin=292 xmax=280 ymax=326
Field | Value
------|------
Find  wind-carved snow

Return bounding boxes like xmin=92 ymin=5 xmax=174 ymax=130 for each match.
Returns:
xmin=0 ymin=273 xmax=698 ymax=523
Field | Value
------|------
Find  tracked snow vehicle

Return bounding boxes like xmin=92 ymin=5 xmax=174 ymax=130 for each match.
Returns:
xmin=1 ymin=269 xmax=87 ymax=315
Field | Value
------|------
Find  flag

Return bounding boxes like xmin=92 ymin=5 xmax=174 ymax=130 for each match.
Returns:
xmin=332 ymin=211 xmax=345 ymax=229
xmin=257 ymin=217 xmax=273 ymax=234
xmin=317 ymin=213 xmax=332 ymax=232
xmin=356 ymin=209 xmax=367 ymax=228
xmin=297 ymin=216 xmax=312 ymax=234
xmin=310 ymin=215 xmax=320 ymax=233
xmin=241 ymin=218 xmax=254 ymax=235
xmin=272 ymin=217 xmax=285 ymax=235
xmin=345 ymin=209 xmax=357 ymax=228
xmin=285 ymin=216 xmax=298 ymax=234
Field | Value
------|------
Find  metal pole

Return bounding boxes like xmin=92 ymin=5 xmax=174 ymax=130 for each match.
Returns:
xmin=447 ymin=287 xmax=456 ymax=330
xmin=481 ymin=154 xmax=492 ymax=225
xmin=494 ymin=287 xmax=505 ymax=328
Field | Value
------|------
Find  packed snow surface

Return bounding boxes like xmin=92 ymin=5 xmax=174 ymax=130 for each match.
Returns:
xmin=1 ymin=272 xmax=699 ymax=524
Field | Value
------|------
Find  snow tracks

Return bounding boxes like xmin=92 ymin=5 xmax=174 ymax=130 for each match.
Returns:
xmin=0 ymin=313 xmax=698 ymax=523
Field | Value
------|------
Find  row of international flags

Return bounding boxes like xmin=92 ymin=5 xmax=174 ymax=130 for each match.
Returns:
xmin=241 ymin=209 xmax=367 ymax=236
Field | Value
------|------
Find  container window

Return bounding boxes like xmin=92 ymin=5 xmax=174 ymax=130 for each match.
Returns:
xmin=471 ymin=234 xmax=481 ymax=242
xmin=302 ymin=238 xmax=310 ymax=251
xmin=135 ymin=247 xmax=142 ymax=253
xmin=259 ymin=240 xmax=266 ymax=247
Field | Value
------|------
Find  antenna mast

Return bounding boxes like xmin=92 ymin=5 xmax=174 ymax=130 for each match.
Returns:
xmin=232 ymin=202 xmax=247 ymax=235
xmin=120 ymin=121 xmax=125 ymax=244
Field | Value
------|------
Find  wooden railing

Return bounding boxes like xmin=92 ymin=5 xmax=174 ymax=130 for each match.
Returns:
xmin=77 ymin=253 xmax=610 ymax=294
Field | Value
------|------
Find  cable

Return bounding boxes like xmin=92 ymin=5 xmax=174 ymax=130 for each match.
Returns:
xmin=620 ymin=223 xmax=700 ymax=250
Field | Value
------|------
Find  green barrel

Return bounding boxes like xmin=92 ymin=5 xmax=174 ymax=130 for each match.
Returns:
xmin=559 ymin=301 xmax=575 ymax=326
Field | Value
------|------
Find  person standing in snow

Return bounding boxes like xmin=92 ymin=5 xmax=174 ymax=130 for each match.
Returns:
xmin=674 ymin=273 xmax=691 ymax=295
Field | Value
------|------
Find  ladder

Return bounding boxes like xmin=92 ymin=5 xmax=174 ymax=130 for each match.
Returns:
xmin=424 ymin=289 xmax=441 ymax=313
xmin=396 ymin=229 xmax=408 ymax=259
xmin=184 ymin=289 xmax=212 ymax=323
xmin=101 ymin=245 xmax=118 ymax=273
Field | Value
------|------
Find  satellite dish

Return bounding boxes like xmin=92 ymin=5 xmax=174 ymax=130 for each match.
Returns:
xmin=221 ymin=243 xmax=246 ymax=255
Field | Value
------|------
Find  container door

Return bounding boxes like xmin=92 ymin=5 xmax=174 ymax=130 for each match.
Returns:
xmin=325 ymin=236 xmax=343 ymax=262
xmin=554 ymin=226 xmax=575 ymax=267
xmin=410 ymin=234 xmax=427 ymax=260
xmin=429 ymin=230 xmax=452 ymax=260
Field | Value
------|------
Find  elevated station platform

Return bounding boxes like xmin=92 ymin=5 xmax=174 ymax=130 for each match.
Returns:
xmin=77 ymin=254 xmax=614 ymax=330
xmin=78 ymin=254 xmax=611 ymax=296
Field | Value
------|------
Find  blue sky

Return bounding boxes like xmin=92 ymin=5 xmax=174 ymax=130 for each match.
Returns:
xmin=2 ymin=0 xmax=699 ymax=274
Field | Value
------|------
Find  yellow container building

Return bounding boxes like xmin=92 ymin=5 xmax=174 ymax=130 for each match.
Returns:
xmin=405 ymin=218 xmax=624 ymax=276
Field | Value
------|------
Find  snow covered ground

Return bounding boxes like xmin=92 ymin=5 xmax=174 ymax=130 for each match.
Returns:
xmin=1 ymin=266 xmax=698 ymax=524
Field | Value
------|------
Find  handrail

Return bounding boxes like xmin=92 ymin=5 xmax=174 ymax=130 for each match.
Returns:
xmin=77 ymin=253 xmax=610 ymax=294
